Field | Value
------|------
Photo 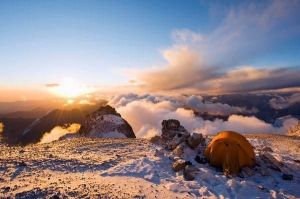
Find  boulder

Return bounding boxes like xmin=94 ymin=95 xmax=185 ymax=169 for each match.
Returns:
xmin=149 ymin=135 xmax=162 ymax=145
xmin=161 ymin=119 xmax=190 ymax=149
xmin=173 ymin=143 xmax=184 ymax=157
xmin=282 ymin=173 xmax=293 ymax=181
xmin=184 ymin=165 xmax=198 ymax=181
xmin=187 ymin=133 xmax=205 ymax=149
xmin=195 ymin=155 xmax=208 ymax=164
xmin=172 ymin=159 xmax=188 ymax=172
xmin=261 ymin=146 xmax=273 ymax=153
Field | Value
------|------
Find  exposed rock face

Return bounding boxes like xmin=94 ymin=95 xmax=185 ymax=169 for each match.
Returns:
xmin=187 ymin=133 xmax=205 ymax=149
xmin=161 ymin=119 xmax=190 ymax=149
xmin=160 ymin=119 xmax=208 ymax=181
xmin=79 ymin=105 xmax=136 ymax=138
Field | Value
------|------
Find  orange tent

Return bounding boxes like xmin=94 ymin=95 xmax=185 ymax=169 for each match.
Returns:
xmin=204 ymin=131 xmax=255 ymax=175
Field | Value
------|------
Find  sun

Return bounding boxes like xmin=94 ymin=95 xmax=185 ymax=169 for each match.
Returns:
xmin=49 ymin=77 xmax=92 ymax=99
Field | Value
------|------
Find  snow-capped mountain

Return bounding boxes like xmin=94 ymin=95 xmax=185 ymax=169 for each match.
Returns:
xmin=79 ymin=105 xmax=136 ymax=138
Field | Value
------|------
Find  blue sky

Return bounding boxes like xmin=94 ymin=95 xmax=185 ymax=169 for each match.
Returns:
xmin=0 ymin=0 xmax=210 ymax=85
xmin=0 ymin=0 xmax=300 ymax=99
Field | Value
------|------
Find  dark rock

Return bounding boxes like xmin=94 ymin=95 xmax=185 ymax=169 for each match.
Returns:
xmin=172 ymin=159 xmax=188 ymax=172
xmin=186 ymin=161 xmax=192 ymax=166
xmin=282 ymin=173 xmax=293 ymax=181
xmin=184 ymin=165 xmax=198 ymax=181
xmin=261 ymin=146 xmax=273 ymax=153
xmin=19 ymin=161 xmax=27 ymax=167
xmin=50 ymin=194 xmax=60 ymax=199
xmin=195 ymin=155 xmax=208 ymax=164
xmin=149 ymin=135 xmax=162 ymax=145
xmin=187 ymin=133 xmax=204 ymax=149
xmin=161 ymin=119 xmax=190 ymax=149
xmin=184 ymin=171 xmax=195 ymax=181
xmin=3 ymin=186 xmax=10 ymax=193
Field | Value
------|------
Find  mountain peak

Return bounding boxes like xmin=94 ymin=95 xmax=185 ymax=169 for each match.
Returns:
xmin=79 ymin=105 xmax=136 ymax=138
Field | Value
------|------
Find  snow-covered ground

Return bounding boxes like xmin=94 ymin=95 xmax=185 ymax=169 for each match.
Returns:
xmin=0 ymin=135 xmax=299 ymax=198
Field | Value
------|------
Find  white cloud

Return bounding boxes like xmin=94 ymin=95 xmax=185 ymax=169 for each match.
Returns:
xmin=110 ymin=93 xmax=298 ymax=138
xmin=39 ymin=123 xmax=81 ymax=144
xmin=128 ymin=1 xmax=300 ymax=94
xmin=269 ymin=93 xmax=300 ymax=110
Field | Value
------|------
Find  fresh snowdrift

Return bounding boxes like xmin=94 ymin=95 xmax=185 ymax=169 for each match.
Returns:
xmin=0 ymin=136 xmax=299 ymax=198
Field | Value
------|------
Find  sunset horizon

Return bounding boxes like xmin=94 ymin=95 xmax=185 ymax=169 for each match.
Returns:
xmin=1 ymin=1 xmax=300 ymax=198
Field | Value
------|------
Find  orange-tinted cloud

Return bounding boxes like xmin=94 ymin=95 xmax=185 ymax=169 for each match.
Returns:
xmin=132 ymin=47 xmax=300 ymax=94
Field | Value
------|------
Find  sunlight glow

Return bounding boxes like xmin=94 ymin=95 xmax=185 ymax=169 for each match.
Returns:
xmin=48 ymin=78 xmax=94 ymax=99
xmin=0 ymin=122 xmax=3 ymax=133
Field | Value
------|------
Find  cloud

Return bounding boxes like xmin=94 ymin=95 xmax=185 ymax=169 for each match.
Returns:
xmin=39 ymin=123 xmax=81 ymax=144
xmin=110 ymin=93 xmax=298 ymax=138
xmin=110 ymin=93 xmax=255 ymax=116
xmin=45 ymin=83 xmax=60 ymax=88
xmin=198 ymin=115 xmax=298 ymax=135
xmin=269 ymin=93 xmax=300 ymax=109
xmin=133 ymin=45 xmax=300 ymax=94
xmin=129 ymin=0 xmax=300 ymax=94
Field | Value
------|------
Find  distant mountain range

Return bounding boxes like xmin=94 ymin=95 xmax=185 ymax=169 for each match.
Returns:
xmin=1 ymin=93 xmax=299 ymax=145
xmin=205 ymin=93 xmax=300 ymax=123
xmin=1 ymin=101 xmax=106 ymax=145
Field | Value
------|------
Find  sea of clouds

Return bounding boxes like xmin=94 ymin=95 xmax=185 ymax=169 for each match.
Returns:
xmin=109 ymin=93 xmax=298 ymax=138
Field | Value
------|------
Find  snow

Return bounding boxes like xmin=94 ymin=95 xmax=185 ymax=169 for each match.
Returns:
xmin=0 ymin=135 xmax=299 ymax=198
xmin=99 ymin=132 xmax=127 ymax=138
xmin=87 ymin=114 xmax=128 ymax=137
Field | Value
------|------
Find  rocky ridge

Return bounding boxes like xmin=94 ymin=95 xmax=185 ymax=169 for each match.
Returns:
xmin=79 ymin=105 xmax=136 ymax=138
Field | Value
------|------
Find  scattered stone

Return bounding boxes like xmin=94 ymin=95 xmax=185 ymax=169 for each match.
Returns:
xmin=19 ymin=161 xmax=27 ymax=167
xmin=173 ymin=144 xmax=184 ymax=157
xmin=172 ymin=159 xmax=188 ymax=172
xmin=261 ymin=146 xmax=273 ymax=153
xmin=2 ymin=186 xmax=10 ymax=193
xmin=184 ymin=171 xmax=195 ymax=181
xmin=257 ymin=185 xmax=268 ymax=191
xmin=149 ymin=135 xmax=162 ymax=145
xmin=187 ymin=133 xmax=204 ymax=149
xmin=50 ymin=195 xmax=60 ymax=199
xmin=282 ymin=173 xmax=293 ymax=181
xmin=195 ymin=155 xmax=208 ymax=164
xmin=184 ymin=165 xmax=198 ymax=181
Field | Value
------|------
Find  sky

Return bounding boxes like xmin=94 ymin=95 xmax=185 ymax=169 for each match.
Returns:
xmin=0 ymin=0 xmax=300 ymax=101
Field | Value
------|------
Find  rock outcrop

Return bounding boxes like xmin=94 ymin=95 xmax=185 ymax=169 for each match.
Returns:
xmin=161 ymin=119 xmax=190 ymax=149
xmin=160 ymin=119 xmax=207 ymax=181
xmin=79 ymin=105 xmax=136 ymax=138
